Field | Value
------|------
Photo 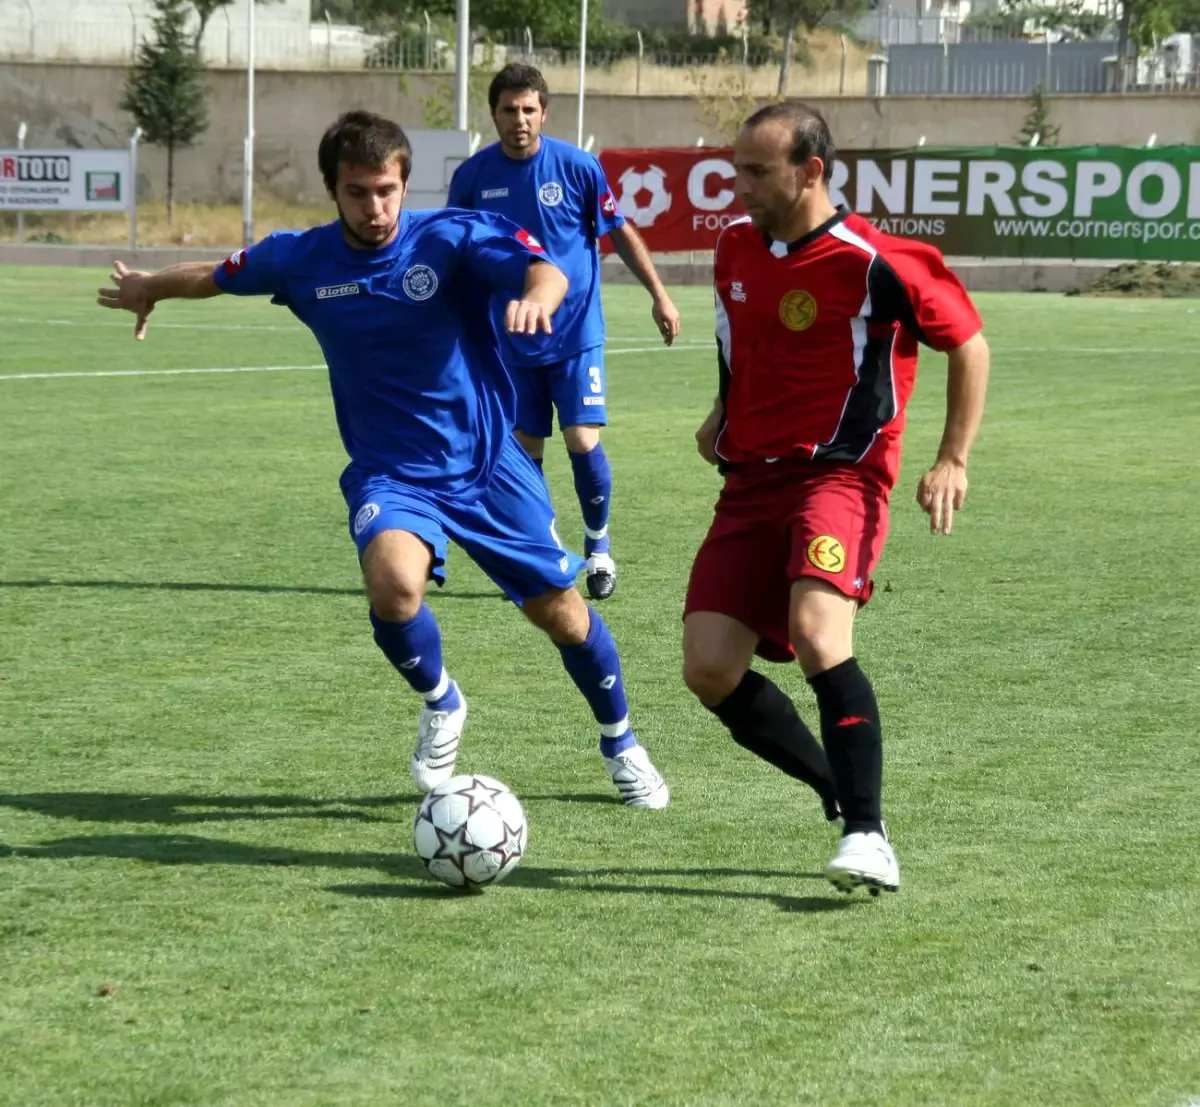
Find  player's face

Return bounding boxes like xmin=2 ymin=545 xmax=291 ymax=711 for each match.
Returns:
xmin=492 ymin=89 xmax=546 ymax=157
xmin=333 ymin=158 xmax=407 ymax=248
xmin=733 ymin=121 xmax=822 ymax=235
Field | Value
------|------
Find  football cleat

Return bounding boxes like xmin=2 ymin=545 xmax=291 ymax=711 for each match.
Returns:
xmin=585 ymin=553 xmax=617 ymax=601
xmin=825 ymin=825 xmax=899 ymax=895
xmin=603 ymin=743 xmax=669 ymax=809
xmin=410 ymin=690 xmax=467 ymax=792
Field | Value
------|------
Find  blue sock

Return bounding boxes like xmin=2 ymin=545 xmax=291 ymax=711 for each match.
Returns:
xmin=556 ymin=609 xmax=636 ymax=757
xmin=370 ymin=606 xmax=461 ymax=710
xmin=569 ymin=445 xmax=612 ymax=557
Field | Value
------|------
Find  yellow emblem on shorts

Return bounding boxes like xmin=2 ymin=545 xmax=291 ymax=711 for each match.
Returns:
xmin=807 ymin=535 xmax=846 ymax=573
xmin=779 ymin=290 xmax=818 ymax=331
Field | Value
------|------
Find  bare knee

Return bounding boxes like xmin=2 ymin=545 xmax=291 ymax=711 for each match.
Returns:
xmin=563 ymin=424 xmax=601 ymax=454
xmin=361 ymin=530 xmax=431 ymax=623
xmin=682 ymin=614 xmax=758 ymax=706
xmin=523 ymin=586 xmax=590 ymax=646
xmin=788 ymin=582 xmax=856 ymax=678
xmin=682 ymin=652 xmax=744 ymax=706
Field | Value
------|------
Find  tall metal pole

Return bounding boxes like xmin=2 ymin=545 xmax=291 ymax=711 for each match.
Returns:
xmin=129 ymin=127 xmax=142 ymax=252
xmin=576 ymin=0 xmax=587 ymax=147
xmin=455 ymin=0 xmax=469 ymax=131
xmin=243 ymin=0 xmax=256 ymax=247
xmin=16 ymin=121 xmax=26 ymax=244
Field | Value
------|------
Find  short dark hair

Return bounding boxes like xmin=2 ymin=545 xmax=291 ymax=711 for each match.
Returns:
xmin=743 ymin=101 xmax=836 ymax=182
xmin=487 ymin=63 xmax=550 ymax=113
xmin=317 ymin=110 xmax=412 ymax=193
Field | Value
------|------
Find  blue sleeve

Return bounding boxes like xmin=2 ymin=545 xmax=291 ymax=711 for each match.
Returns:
xmin=461 ymin=212 xmax=550 ymax=298
xmin=446 ymin=161 xmax=473 ymax=209
xmin=585 ymin=156 xmax=625 ymax=239
xmin=212 ymin=232 xmax=294 ymax=297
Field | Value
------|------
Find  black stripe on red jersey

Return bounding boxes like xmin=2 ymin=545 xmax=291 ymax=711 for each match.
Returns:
xmin=811 ymin=330 xmax=899 ymax=462
xmin=811 ymin=254 xmax=923 ymax=463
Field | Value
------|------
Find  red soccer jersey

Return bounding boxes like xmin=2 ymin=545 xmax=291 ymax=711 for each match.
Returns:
xmin=712 ymin=210 xmax=982 ymax=486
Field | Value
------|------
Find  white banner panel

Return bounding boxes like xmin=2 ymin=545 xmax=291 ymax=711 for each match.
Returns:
xmin=0 ymin=149 xmax=132 ymax=212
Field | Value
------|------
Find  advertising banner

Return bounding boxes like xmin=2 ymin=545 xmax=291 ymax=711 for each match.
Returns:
xmin=599 ymin=145 xmax=1200 ymax=261
xmin=0 ymin=149 xmax=132 ymax=212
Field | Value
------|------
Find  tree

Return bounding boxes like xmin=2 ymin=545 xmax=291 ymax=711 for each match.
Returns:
xmin=121 ymin=0 xmax=210 ymax=223
xmin=191 ymin=1 xmax=280 ymax=58
xmin=745 ymin=0 xmax=867 ymax=96
xmin=1114 ymin=0 xmax=1177 ymax=88
xmin=1015 ymin=83 xmax=1061 ymax=145
xmin=965 ymin=0 xmax=1109 ymax=39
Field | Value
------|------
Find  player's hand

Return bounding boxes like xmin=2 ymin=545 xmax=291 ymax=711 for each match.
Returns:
xmin=917 ymin=459 xmax=968 ymax=535
xmin=97 ymin=260 xmax=155 ymax=341
xmin=652 ymin=294 xmax=681 ymax=346
xmin=695 ymin=408 xmax=722 ymax=466
xmin=505 ymin=298 xmax=554 ymax=337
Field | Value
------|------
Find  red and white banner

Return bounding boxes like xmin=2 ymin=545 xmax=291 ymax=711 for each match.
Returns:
xmin=599 ymin=147 xmax=741 ymax=253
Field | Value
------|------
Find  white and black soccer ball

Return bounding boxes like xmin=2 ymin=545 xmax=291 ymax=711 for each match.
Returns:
xmin=413 ymin=774 xmax=527 ymax=889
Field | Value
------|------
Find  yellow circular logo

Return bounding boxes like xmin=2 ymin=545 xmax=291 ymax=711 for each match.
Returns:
xmin=807 ymin=535 xmax=846 ymax=573
xmin=779 ymin=290 xmax=818 ymax=331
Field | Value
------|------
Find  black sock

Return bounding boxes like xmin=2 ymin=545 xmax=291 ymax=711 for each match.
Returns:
xmin=808 ymin=658 xmax=883 ymax=836
xmin=707 ymin=670 xmax=840 ymax=820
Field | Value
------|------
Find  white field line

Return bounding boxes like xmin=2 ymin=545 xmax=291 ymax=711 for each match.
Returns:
xmin=0 ymin=342 xmax=714 ymax=381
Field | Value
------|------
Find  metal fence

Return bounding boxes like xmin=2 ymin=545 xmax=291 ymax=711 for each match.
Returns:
xmin=0 ymin=10 xmax=1196 ymax=98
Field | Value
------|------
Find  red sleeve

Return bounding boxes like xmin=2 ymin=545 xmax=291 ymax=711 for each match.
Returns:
xmin=868 ymin=238 xmax=982 ymax=351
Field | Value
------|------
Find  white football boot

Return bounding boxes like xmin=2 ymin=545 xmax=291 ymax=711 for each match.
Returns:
xmin=410 ymin=690 xmax=467 ymax=792
xmin=603 ymin=743 xmax=669 ymax=809
xmin=825 ymin=824 xmax=900 ymax=896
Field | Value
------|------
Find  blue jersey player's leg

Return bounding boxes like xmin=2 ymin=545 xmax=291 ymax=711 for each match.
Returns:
xmin=445 ymin=437 xmax=668 ymax=807
xmin=343 ymin=469 xmax=468 ymax=791
xmin=552 ymin=348 xmax=617 ymax=601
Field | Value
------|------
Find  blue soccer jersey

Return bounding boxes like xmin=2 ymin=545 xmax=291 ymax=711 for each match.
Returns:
xmin=447 ymin=135 xmax=625 ymax=368
xmin=212 ymin=210 xmax=546 ymax=499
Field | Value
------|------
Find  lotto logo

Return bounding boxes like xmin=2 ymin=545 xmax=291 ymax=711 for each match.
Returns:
xmin=222 ymin=248 xmax=247 ymax=274
xmin=516 ymin=229 xmax=545 ymax=254
xmin=601 ymin=190 xmax=617 ymax=215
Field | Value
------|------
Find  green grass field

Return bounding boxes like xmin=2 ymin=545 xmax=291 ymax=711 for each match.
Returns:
xmin=1 ymin=268 xmax=1198 ymax=1107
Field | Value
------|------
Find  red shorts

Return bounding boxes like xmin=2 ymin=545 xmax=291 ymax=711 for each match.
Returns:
xmin=684 ymin=461 xmax=892 ymax=663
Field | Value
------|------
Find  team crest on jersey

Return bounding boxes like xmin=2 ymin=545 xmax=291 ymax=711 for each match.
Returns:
xmin=353 ymin=502 xmax=381 ymax=537
xmin=806 ymin=535 xmax=846 ymax=573
xmin=779 ymin=289 xmax=818 ymax=331
xmin=600 ymin=190 xmax=617 ymax=215
xmin=538 ymin=181 xmax=564 ymax=207
xmin=730 ymin=281 xmax=746 ymax=303
xmin=401 ymin=264 xmax=439 ymax=301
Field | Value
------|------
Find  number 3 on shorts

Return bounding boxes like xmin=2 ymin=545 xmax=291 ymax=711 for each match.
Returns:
xmin=588 ymin=366 xmax=602 ymax=393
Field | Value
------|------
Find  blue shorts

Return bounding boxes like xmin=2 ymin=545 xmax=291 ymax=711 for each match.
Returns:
xmin=340 ymin=435 xmax=585 ymax=605
xmin=513 ymin=346 xmax=607 ymax=439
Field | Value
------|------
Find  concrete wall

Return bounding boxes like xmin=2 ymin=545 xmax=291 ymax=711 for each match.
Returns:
xmin=2 ymin=61 xmax=1197 ymax=204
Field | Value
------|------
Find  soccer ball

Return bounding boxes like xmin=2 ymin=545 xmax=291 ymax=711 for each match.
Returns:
xmin=413 ymin=774 xmax=527 ymax=889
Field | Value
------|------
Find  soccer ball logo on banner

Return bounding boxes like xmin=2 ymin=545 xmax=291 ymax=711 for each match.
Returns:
xmin=616 ymin=165 xmax=672 ymax=228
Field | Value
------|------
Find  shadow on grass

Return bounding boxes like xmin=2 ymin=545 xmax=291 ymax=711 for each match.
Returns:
xmin=0 ymin=792 xmax=421 ymax=825
xmin=3 ymin=832 xmax=849 ymax=914
xmin=0 ymin=579 xmax=504 ymax=601
xmin=0 ymin=791 xmax=627 ymax=825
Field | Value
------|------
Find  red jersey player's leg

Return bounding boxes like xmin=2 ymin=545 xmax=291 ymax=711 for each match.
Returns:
xmin=682 ymin=469 xmax=841 ymax=821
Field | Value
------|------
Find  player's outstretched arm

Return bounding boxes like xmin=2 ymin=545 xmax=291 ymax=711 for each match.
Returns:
xmin=504 ymin=259 xmax=568 ymax=337
xmin=916 ymin=331 xmax=990 ymax=536
xmin=605 ymin=223 xmax=681 ymax=345
xmin=96 ymin=260 xmax=222 ymax=341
